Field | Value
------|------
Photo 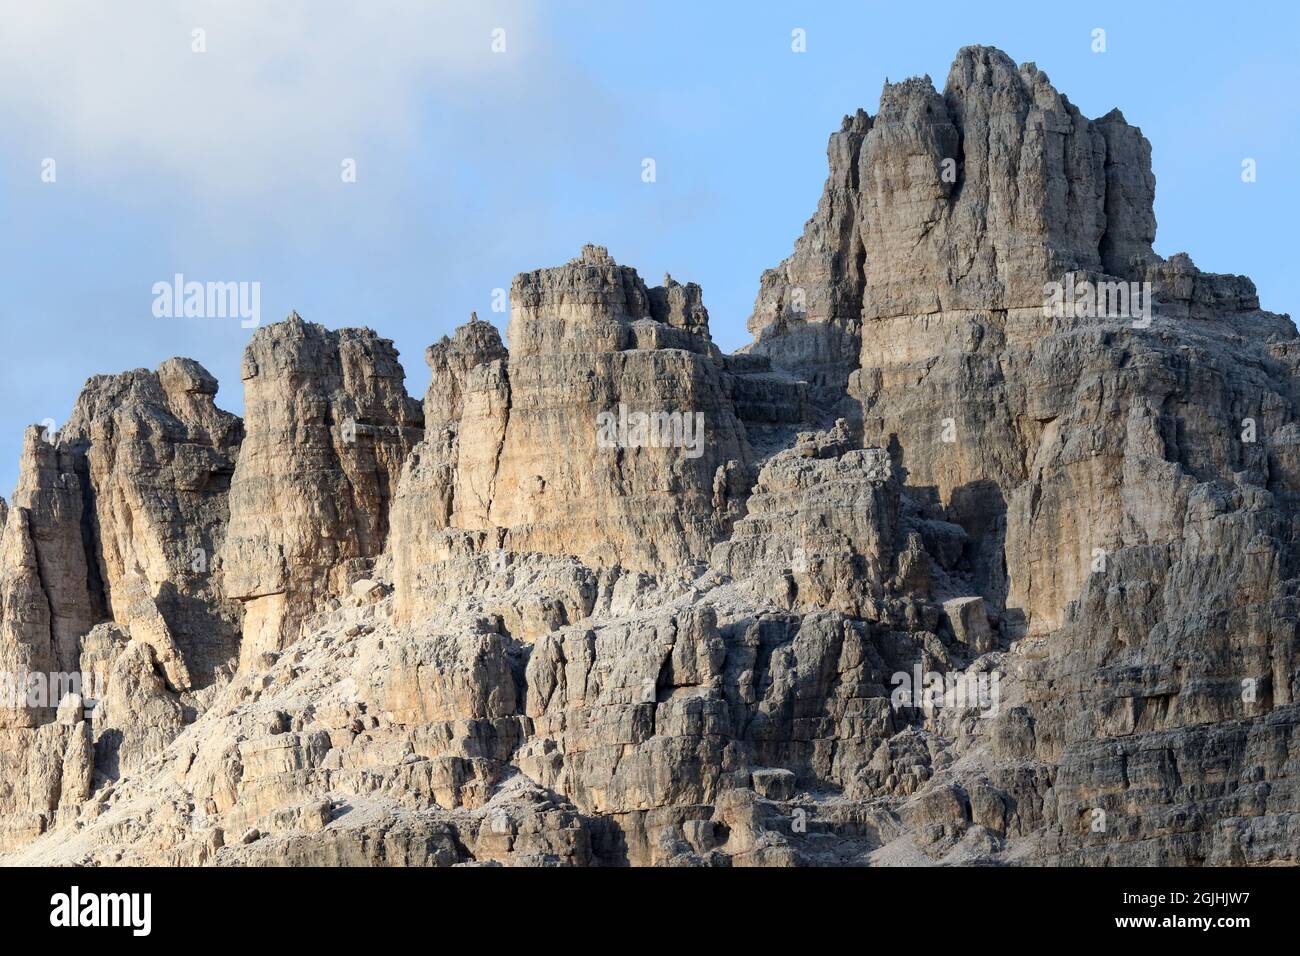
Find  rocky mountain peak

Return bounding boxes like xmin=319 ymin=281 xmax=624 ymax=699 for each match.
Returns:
xmin=748 ymin=44 xmax=1177 ymax=408
xmin=1 ymin=46 xmax=1297 ymax=868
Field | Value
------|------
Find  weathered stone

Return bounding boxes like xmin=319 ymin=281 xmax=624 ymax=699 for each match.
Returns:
xmin=1 ymin=45 xmax=1298 ymax=870
xmin=220 ymin=314 xmax=423 ymax=662
xmin=751 ymin=768 xmax=796 ymax=800
xmin=943 ymin=597 xmax=993 ymax=654
xmin=59 ymin=358 xmax=244 ymax=689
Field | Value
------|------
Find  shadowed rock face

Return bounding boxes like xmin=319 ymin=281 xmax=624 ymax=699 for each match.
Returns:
xmin=746 ymin=109 xmax=870 ymax=409
xmin=0 ymin=361 xmax=242 ymax=848
xmin=59 ymin=358 xmax=245 ymax=690
xmin=1 ymin=45 xmax=1299 ymax=867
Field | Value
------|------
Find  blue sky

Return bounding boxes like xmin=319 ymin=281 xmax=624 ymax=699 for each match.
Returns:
xmin=2 ymin=0 xmax=1297 ymax=496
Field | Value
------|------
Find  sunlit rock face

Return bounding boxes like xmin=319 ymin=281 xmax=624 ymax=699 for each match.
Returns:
xmin=393 ymin=243 xmax=805 ymax=597
xmin=2 ymin=46 xmax=1298 ymax=867
xmin=219 ymin=313 xmax=423 ymax=664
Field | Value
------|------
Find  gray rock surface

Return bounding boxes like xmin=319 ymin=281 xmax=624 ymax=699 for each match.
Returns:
xmin=220 ymin=313 xmax=423 ymax=663
xmin=0 ymin=45 xmax=1296 ymax=867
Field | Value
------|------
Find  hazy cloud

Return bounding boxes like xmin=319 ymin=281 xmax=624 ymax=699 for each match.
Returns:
xmin=0 ymin=0 xmax=542 ymax=198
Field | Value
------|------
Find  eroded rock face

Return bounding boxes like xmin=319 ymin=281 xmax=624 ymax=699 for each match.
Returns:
xmin=7 ymin=427 xmax=96 ymax=677
xmin=711 ymin=419 xmax=900 ymax=618
xmin=59 ymin=358 xmax=244 ymax=689
xmin=390 ymin=321 xmax=510 ymax=624
xmin=393 ymin=244 xmax=799 ymax=603
xmin=221 ymin=314 xmax=423 ymax=663
xmin=0 ymin=426 xmax=106 ymax=850
xmin=750 ymin=44 xmax=1300 ymax=864
xmin=2 ymin=45 xmax=1298 ymax=868
xmin=0 ymin=371 xmax=240 ymax=843
xmin=487 ymin=245 xmax=754 ymax=571
xmin=0 ymin=506 xmax=58 ymax=730
xmin=745 ymin=110 xmax=870 ymax=409
xmin=423 ymin=314 xmax=509 ymax=429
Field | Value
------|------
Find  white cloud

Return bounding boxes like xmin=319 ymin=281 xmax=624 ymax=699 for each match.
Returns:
xmin=0 ymin=0 xmax=541 ymax=197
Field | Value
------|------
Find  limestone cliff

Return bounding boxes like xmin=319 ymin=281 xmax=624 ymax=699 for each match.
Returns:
xmin=0 ymin=46 xmax=1296 ymax=867
xmin=220 ymin=314 xmax=424 ymax=664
